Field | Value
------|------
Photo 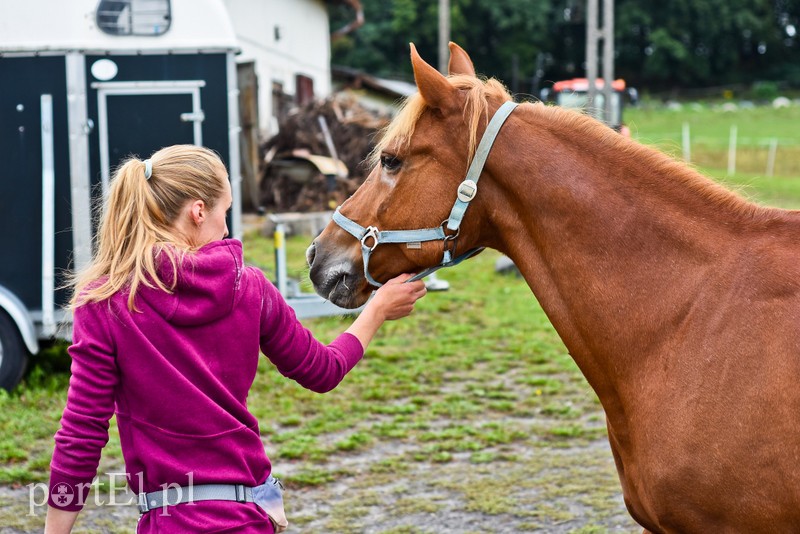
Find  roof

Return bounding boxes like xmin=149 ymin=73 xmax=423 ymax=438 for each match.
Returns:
xmin=332 ymin=66 xmax=417 ymax=98
xmin=0 ymin=0 xmax=237 ymax=54
xmin=552 ymin=78 xmax=627 ymax=92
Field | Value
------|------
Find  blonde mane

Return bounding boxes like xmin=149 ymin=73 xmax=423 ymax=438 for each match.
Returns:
xmin=370 ymin=74 xmax=513 ymax=167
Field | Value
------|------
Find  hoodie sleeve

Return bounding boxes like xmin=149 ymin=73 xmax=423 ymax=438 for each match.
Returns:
xmin=255 ymin=268 xmax=364 ymax=393
xmin=49 ymin=301 xmax=119 ymax=511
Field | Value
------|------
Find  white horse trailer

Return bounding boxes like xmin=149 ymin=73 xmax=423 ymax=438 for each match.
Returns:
xmin=0 ymin=0 xmax=243 ymax=389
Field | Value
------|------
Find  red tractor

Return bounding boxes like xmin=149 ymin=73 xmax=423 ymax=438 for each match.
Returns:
xmin=540 ymin=78 xmax=638 ymax=136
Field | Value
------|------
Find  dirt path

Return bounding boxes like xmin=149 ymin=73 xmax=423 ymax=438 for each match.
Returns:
xmin=1 ymin=435 xmax=639 ymax=533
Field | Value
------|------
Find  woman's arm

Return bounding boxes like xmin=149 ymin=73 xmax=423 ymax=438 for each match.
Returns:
xmin=259 ymin=272 xmax=426 ymax=392
xmin=345 ymin=274 xmax=427 ymax=350
xmin=47 ymin=302 xmax=119 ymax=524
xmin=44 ymin=508 xmax=78 ymax=534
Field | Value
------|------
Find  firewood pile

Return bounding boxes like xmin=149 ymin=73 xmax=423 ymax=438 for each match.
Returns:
xmin=259 ymin=94 xmax=390 ymax=212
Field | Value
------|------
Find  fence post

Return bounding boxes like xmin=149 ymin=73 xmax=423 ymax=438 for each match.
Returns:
xmin=766 ymin=138 xmax=778 ymax=177
xmin=682 ymin=122 xmax=691 ymax=162
xmin=727 ymin=125 xmax=737 ymax=176
xmin=274 ymin=222 xmax=288 ymax=297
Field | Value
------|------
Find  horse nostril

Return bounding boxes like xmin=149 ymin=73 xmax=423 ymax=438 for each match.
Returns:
xmin=305 ymin=242 xmax=317 ymax=267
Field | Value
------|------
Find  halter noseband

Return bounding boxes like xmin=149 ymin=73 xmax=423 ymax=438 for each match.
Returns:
xmin=332 ymin=100 xmax=518 ymax=287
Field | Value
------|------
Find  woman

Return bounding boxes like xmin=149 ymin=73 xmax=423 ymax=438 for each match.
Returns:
xmin=45 ymin=145 xmax=426 ymax=533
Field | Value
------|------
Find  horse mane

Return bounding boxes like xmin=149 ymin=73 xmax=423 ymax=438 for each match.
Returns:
xmin=373 ymin=74 xmax=776 ymax=225
xmin=529 ymin=103 xmax=774 ymax=224
xmin=369 ymin=74 xmax=513 ymax=167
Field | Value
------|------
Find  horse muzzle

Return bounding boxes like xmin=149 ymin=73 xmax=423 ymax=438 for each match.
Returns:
xmin=306 ymin=241 xmax=372 ymax=308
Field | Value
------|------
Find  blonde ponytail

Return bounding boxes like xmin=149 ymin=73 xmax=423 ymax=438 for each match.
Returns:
xmin=70 ymin=145 xmax=228 ymax=311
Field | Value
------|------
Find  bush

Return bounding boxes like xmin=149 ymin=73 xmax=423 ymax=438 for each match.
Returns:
xmin=752 ymin=81 xmax=780 ymax=102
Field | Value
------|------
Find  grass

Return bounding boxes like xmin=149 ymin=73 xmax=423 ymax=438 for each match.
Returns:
xmin=0 ymin=242 xmax=634 ymax=532
xmin=3 ymin=103 xmax=800 ymax=532
xmin=627 ymin=103 xmax=800 ymax=208
xmin=626 ymin=104 xmax=800 ymax=177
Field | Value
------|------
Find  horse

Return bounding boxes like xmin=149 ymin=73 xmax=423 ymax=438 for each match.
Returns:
xmin=306 ymin=42 xmax=800 ymax=532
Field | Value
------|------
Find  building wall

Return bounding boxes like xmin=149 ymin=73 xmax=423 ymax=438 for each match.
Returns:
xmin=223 ymin=0 xmax=332 ymax=134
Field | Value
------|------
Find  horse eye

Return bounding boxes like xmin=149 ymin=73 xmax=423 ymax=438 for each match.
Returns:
xmin=380 ymin=154 xmax=402 ymax=173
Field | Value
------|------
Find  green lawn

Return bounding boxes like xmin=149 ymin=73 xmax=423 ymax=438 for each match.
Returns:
xmin=627 ymin=104 xmax=800 ymax=177
xmin=2 ymin=104 xmax=800 ymax=532
xmin=628 ymin=104 xmax=800 ymax=145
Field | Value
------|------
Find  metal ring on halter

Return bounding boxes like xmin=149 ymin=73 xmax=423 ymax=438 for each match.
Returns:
xmin=440 ymin=220 xmax=459 ymax=262
xmin=441 ymin=220 xmax=460 ymax=241
xmin=360 ymin=226 xmax=380 ymax=251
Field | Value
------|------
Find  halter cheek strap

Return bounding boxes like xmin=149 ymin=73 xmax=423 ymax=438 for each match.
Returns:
xmin=333 ymin=100 xmax=518 ymax=287
xmin=446 ymin=100 xmax=518 ymax=232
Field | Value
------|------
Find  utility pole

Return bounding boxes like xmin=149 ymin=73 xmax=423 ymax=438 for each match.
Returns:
xmin=438 ymin=0 xmax=450 ymax=74
xmin=586 ymin=0 xmax=615 ymax=125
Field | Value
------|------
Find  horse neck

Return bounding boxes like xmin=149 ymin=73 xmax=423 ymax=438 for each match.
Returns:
xmin=481 ymin=104 xmax=775 ymax=409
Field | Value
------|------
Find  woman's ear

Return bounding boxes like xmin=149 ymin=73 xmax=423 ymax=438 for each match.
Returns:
xmin=189 ymin=200 xmax=206 ymax=226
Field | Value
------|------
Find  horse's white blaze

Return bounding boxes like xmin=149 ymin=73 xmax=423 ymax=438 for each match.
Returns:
xmin=381 ymin=172 xmax=397 ymax=190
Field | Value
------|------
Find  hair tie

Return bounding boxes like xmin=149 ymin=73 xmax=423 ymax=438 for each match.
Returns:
xmin=143 ymin=159 xmax=153 ymax=180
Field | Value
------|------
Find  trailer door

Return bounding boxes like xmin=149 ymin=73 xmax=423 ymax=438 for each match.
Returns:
xmin=0 ymin=56 xmax=72 ymax=311
xmin=92 ymin=80 xmax=205 ymax=195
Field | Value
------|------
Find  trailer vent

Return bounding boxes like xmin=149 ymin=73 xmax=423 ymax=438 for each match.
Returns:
xmin=96 ymin=0 xmax=171 ymax=36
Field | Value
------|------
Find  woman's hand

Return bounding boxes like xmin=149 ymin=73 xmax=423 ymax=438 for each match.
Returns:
xmin=345 ymin=274 xmax=427 ymax=349
xmin=368 ymin=274 xmax=427 ymax=321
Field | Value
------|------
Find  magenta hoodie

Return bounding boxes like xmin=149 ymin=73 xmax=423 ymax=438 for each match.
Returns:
xmin=48 ymin=239 xmax=363 ymax=532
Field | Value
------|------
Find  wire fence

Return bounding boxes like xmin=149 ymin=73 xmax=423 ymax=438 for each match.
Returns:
xmin=634 ymin=122 xmax=800 ymax=178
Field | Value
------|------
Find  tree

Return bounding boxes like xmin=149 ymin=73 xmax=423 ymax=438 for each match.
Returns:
xmin=329 ymin=0 xmax=800 ymax=93
xmin=615 ymin=0 xmax=800 ymax=88
xmin=329 ymin=0 xmax=557 ymax=93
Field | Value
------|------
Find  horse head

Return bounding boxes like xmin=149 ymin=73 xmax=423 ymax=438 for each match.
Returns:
xmin=307 ymin=42 xmax=514 ymax=308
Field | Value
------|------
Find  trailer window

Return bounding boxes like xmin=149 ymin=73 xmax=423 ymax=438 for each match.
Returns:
xmin=96 ymin=0 xmax=171 ymax=36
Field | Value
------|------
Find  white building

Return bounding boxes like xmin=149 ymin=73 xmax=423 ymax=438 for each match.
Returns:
xmin=224 ymin=0 xmax=334 ymax=134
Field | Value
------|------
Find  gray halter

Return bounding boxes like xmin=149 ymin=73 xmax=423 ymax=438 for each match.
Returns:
xmin=332 ymin=100 xmax=518 ymax=287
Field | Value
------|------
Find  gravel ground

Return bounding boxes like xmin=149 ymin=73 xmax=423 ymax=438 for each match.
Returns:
xmin=1 ymin=435 xmax=640 ymax=533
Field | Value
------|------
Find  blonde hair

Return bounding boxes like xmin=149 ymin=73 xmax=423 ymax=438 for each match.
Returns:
xmin=71 ymin=144 xmax=228 ymax=311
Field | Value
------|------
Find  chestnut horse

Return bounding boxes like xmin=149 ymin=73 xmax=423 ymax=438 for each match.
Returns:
xmin=307 ymin=43 xmax=800 ymax=532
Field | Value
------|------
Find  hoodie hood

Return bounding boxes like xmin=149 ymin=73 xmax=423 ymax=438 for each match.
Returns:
xmin=139 ymin=239 xmax=245 ymax=326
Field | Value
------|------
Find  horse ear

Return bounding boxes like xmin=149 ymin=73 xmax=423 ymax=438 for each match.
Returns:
xmin=448 ymin=42 xmax=476 ymax=77
xmin=410 ymin=43 xmax=458 ymax=114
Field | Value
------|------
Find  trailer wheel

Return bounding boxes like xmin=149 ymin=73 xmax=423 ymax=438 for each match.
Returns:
xmin=0 ymin=310 xmax=29 ymax=391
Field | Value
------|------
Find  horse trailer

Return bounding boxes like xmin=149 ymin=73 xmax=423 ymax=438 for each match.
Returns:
xmin=0 ymin=0 xmax=243 ymax=389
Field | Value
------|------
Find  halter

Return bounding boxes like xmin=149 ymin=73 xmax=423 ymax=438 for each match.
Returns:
xmin=332 ymin=100 xmax=518 ymax=287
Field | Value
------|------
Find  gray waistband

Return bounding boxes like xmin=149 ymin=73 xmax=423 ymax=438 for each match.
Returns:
xmin=138 ymin=483 xmax=254 ymax=514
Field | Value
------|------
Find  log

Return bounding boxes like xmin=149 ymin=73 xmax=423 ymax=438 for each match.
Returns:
xmin=258 ymin=94 xmax=390 ymax=212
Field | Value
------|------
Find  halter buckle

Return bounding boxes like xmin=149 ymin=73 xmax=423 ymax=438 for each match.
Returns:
xmin=457 ymin=179 xmax=478 ymax=203
xmin=361 ymin=226 xmax=380 ymax=251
